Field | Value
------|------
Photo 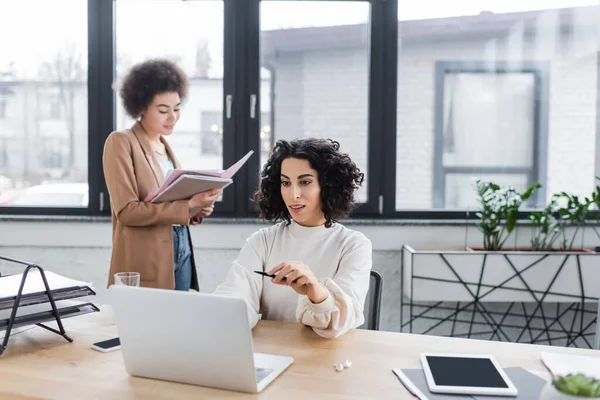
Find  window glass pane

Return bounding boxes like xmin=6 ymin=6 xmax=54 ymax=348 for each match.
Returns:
xmin=396 ymin=1 xmax=600 ymax=210
xmin=445 ymin=174 xmax=529 ymax=209
xmin=260 ymin=1 xmax=371 ymax=202
xmin=115 ymin=0 xmax=224 ymax=171
xmin=442 ymin=73 xmax=535 ymax=168
xmin=0 ymin=0 xmax=88 ymax=207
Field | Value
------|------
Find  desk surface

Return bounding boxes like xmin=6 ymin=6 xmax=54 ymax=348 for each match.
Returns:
xmin=1 ymin=306 xmax=600 ymax=400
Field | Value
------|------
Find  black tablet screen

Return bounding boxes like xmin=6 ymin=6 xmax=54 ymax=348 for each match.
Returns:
xmin=426 ymin=356 xmax=508 ymax=388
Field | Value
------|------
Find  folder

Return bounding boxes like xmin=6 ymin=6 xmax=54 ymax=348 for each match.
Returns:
xmin=392 ymin=367 xmax=546 ymax=400
xmin=145 ymin=150 xmax=254 ymax=203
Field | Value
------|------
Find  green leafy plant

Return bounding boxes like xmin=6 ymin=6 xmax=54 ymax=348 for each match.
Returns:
xmin=529 ymin=194 xmax=562 ymax=251
xmin=530 ymin=178 xmax=600 ymax=251
xmin=552 ymin=374 xmax=600 ymax=397
xmin=554 ymin=192 xmax=595 ymax=250
xmin=475 ymin=180 xmax=541 ymax=250
xmin=529 ymin=192 xmax=589 ymax=251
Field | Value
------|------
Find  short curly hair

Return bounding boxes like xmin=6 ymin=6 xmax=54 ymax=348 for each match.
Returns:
xmin=119 ymin=59 xmax=189 ymax=119
xmin=255 ymin=138 xmax=364 ymax=228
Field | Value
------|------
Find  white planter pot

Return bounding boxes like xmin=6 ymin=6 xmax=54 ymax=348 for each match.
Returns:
xmin=402 ymin=245 xmax=600 ymax=302
xmin=540 ymin=381 xmax=600 ymax=400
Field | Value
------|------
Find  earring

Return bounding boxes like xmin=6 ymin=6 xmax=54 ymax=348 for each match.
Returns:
xmin=334 ymin=360 xmax=352 ymax=372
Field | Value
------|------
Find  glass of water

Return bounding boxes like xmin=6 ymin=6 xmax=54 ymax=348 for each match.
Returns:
xmin=114 ymin=272 xmax=140 ymax=287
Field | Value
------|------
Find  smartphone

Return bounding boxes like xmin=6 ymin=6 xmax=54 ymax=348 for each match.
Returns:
xmin=90 ymin=337 xmax=121 ymax=353
xmin=253 ymin=270 xmax=286 ymax=281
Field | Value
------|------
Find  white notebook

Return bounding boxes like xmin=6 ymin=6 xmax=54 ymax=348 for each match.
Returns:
xmin=0 ymin=271 xmax=93 ymax=300
xmin=541 ymin=352 xmax=600 ymax=380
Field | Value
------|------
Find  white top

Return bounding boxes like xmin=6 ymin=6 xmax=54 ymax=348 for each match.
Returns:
xmin=157 ymin=157 xmax=182 ymax=227
xmin=213 ymin=221 xmax=373 ymax=338
xmin=158 ymin=157 xmax=174 ymax=179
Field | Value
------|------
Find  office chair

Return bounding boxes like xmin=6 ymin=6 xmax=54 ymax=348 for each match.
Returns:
xmin=362 ymin=270 xmax=383 ymax=331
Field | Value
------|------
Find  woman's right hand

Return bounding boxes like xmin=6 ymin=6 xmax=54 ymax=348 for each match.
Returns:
xmin=187 ymin=188 xmax=222 ymax=210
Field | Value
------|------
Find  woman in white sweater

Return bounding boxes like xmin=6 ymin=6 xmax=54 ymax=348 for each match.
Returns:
xmin=213 ymin=138 xmax=372 ymax=338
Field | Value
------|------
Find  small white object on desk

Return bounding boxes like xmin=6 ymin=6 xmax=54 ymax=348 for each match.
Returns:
xmin=344 ymin=360 xmax=352 ymax=368
xmin=334 ymin=363 xmax=344 ymax=372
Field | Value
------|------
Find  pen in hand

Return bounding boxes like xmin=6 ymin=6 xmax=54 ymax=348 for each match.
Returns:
xmin=254 ymin=270 xmax=287 ymax=281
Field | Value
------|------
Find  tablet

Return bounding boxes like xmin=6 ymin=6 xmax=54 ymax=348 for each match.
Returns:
xmin=420 ymin=353 xmax=518 ymax=396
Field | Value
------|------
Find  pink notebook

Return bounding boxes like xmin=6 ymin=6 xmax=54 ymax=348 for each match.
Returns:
xmin=145 ymin=150 xmax=254 ymax=202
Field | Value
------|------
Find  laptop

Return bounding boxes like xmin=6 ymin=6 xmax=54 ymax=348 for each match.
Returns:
xmin=108 ymin=285 xmax=293 ymax=393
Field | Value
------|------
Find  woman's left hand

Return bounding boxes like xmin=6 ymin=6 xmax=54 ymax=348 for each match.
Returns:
xmin=268 ymin=261 xmax=329 ymax=304
xmin=196 ymin=204 xmax=215 ymax=217
xmin=190 ymin=205 xmax=214 ymax=225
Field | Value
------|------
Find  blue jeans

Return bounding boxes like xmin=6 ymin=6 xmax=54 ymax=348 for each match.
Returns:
xmin=172 ymin=225 xmax=192 ymax=291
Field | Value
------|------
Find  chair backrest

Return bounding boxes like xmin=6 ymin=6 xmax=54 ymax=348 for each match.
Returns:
xmin=595 ymin=293 xmax=600 ymax=349
xmin=362 ymin=270 xmax=382 ymax=331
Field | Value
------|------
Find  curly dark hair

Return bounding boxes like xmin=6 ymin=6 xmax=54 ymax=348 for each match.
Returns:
xmin=119 ymin=59 xmax=189 ymax=119
xmin=255 ymin=138 xmax=364 ymax=228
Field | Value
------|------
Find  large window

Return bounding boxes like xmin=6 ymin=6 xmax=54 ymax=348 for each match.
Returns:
xmin=260 ymin=1 xmax=371 ymax=203
xmin=395 ymin=2 xmax=600 ymax=212
xmin=0 ymin=0 xmax=88 ymax=208
xmin=434 ymin=64 xmax=546 ymax=209
xmin=1 ymin=0 xmax=599 ymax=220
xmin=115 ymin=0 xmax=225 ymax=172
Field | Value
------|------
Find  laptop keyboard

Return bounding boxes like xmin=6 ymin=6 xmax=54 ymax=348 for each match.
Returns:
xmin=255 ymin=367 xmax=273 ymax=383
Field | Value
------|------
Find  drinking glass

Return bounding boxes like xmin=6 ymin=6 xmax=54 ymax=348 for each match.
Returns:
xmin=114 ymin=272 xmax=140 ymax=287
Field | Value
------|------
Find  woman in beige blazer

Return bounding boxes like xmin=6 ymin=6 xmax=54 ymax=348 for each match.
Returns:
xmin=103 ymin=59 xmax=221 ymax=290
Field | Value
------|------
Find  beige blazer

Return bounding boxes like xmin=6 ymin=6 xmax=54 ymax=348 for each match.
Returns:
xmin=103 ymin=122 xmax=200 ymax=290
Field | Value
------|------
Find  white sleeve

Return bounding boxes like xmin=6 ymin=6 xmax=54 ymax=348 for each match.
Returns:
xmin=295 ymin=234 xmax=372 ymax=338
xmin=212 ymin=232 xmax=266 ymax=329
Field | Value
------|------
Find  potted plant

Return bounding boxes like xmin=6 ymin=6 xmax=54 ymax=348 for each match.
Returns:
xmin=530 ymin=177 xmax=600 ymax=252
xmin=472 ymin=179 xmax=540 ymax=250
xmin=540 ymin=374 xmax=600 ymax=399
xmin=400 ymin=179 xmax=600 ymax=346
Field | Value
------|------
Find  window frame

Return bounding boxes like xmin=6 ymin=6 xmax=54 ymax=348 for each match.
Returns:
xmin=106 ymin=0 xmax=240 ymax=216
xmin=381 ymin=3 xmax=562 ymax=221
xmin=432 ymin=61 xmax=550 ymax=210
xmin=0 ymin=0 xmax=102 ymax=216
xmin=243 ymin=0 xmax=385 ymax=217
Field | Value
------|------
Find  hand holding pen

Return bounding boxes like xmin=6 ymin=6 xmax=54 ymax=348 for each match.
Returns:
xmin=254 ymin=270 xmax=286 ymax=281
xmin=254 ymin=261 xmax=329 ymax=304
